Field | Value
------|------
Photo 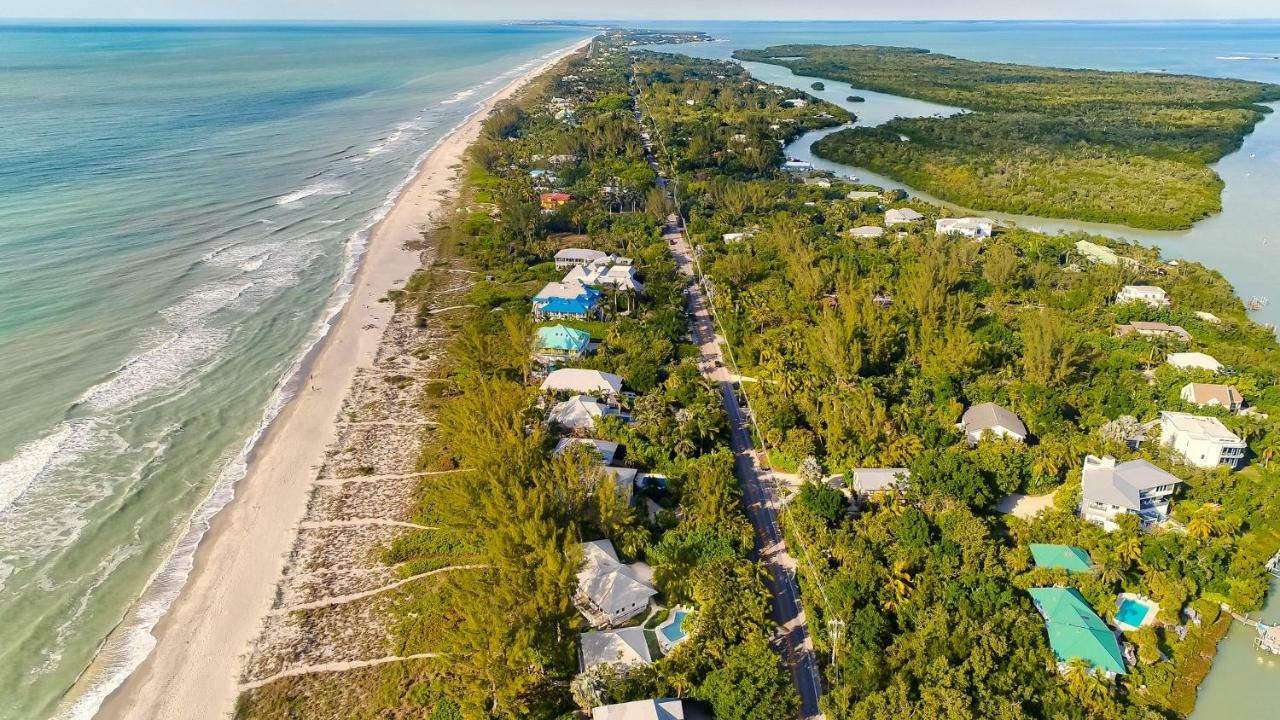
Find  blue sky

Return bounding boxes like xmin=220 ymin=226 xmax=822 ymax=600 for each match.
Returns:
xmin=3 ymin=1 xmax=1276 ymax=21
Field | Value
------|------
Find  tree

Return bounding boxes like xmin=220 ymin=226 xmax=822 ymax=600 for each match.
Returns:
xmin=1021 ymin=310 xmax=1082 ymax=386
xmin=695 ymin=637 xmax=800 ymax=720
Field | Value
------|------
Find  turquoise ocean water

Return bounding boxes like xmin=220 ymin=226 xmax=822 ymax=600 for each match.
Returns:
xmin=641 ymin=20 xmax=1280 ymax=717
xmin=0 ymin=23 xmax=589 ymax=720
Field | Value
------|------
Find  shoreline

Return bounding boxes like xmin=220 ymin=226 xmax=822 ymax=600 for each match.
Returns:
xmin=82 ymin=36 xmax=591 ymax=720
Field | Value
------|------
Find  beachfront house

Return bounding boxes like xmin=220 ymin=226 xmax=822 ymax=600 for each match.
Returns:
xmin=851 ymin=468 xmax=910 ymax=498
xmin=1028 ymin=587 xmax=1126 ymax=676
xmin=548 ymin=395 xmax=619 ymax=432
xmin=576 ymin=539 xmax=657 ymax=628
xmin=935 ymin=217 xmax=995 ymax=238
xmin=1075 ymin=239 xmax=1139 ymax=268
xmin=849 ymin=226 xmax=885 ymax=239
xmin=1029 ymin=543 xmax=1093 ymax=573
xmin=959 ymin=402 xmax=1028 ymax=444
xmin=532 ymin=281 xmax=603 ymax=321
xmin=555 ymin=438 xmax=621 ymax=465
xmin=555 ymin=248 xmax=609 ymax=270
xmin=884 ymin=208 xmax=924 ymax=226
xmin=1115 ymin=285 xmax=1170 ymax=308
xmin=536 ymin=324 xmax=592 ymax=360
xmin=1180 ymin=383 xmax=1245 ymax=413
xmin=540 ymin=192 xmax=572 ymax=211
xmin=1114 ymin=321 xmax=1191 ymax=343
xmin=1079 ymin=454 xmax=1182 ymax=530
xmin=1159 ymin=411 xmax=1247 ymax=469
xmin=1166 ymin=352 xmax=1224 ymax=373
xmin=592 ymin=699 xmax=687 ymax=720
xmin=580 ymin=628 xmax=652 ymax=672
xmin=541 ymin=368 xmax=623 ymax=397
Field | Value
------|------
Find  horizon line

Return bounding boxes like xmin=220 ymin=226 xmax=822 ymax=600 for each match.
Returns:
xmin=3 ymin=17 xmax=1280 ymax=24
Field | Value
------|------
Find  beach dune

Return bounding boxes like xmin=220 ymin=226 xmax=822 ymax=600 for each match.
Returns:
xmin=90 ymin=38 xmax=590 ymax=720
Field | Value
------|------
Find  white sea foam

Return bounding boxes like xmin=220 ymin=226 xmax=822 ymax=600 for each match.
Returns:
xmin=440 ymin=88 xmax=476 ymax=105
xmin=275 ymin=180 xmax=349 ymax=206
xmin=0 ymin=427 xmax=75 ymax=516
xmin=77 ymin=327 xmax=230 ymax=412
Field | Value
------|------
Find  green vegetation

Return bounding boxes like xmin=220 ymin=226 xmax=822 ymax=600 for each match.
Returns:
xmin=811 ymin=81 xmax=825 ymax=91
xmin=735 ymin=44 xmax=1280 ymax=229
xmin=846 ymin=95 xmax=865 ymax=103
xmin=640 ymin=46 xmax=1280 ymax=719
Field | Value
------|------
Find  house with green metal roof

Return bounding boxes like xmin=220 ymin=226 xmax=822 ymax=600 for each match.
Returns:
xmin=536 ymin=324 xmax=592 ymax=359
xmin=1028 ymin=587 xmax=1126 ymax=675
xmin=1030 ymin=544 xmax=1092 ymax=573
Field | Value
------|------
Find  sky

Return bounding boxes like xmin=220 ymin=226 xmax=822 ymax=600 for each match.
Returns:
xmin=1 ymin=1 xmax=1277 ymax=21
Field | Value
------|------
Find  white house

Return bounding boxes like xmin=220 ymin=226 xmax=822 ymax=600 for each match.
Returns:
xmin=576 ymin=540 xmax=657 ymax=628
xmin=565 ymin=259 xmax=643 ymax=294
xmin=1115 ymin=285 xmax=1170 ymax=308
xmin=1180 ymin=383 xmax=1245 ymax=413
xmin=592 ymin=699 xmax=687 ymax=720
xmin=548 ymin=395 xmax=618 ymax=431
xmin=847 ymin=190 xmax=880 ymax=201
xmin=884 ymin=208 xmax=924 ymax=226
xmin=541 ymin=368 xmax=624 ymax=396
xmin=851 ymin=468 xmax=910 ymax=496
xmin=959 ymin=402 xmax=1028 ymax=444
xmin=1159 ymin=411 xmax=1247 ymax=469
xmin=782 ymin=98 xmax=808 ymax=108
xmin=1079 ymin=455 xmax=1182 ymax=531
xmin=1166 ymin=352 xmax=1224 ymax=373
xmin=935 ymin=217 xmax=995 ymax=238
xmin=555 ymin=438 xmax=621 ymax=465
xmin=1075 ymin=240 xmax=1139 ymax=269
xmin=849 ymin=225 xmax=885 ymax=239
xmin=580 ymin=628 xmax=652 ymax=672
xmin=556 ymin=248 xmax=609 ymax=270
xmin=722 ymin=232 xmax=746 ymax=242
xmin=1114 ymin=321 xmax=1191 ymax=343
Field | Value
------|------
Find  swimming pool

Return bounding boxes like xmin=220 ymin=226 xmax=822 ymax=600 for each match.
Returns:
xmin=1116 ymin=598 xmax=1151 ymax=627
xmin=659 ymin=610 xmax=688 ymax=643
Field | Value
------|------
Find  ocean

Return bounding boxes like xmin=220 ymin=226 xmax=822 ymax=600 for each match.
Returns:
xmin=638 ymin=19 xmax=1280 ymax=718
xmin=0 ymin=22 xmax=589 ymax=720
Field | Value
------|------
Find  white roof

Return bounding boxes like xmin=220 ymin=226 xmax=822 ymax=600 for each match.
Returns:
xmin=1166 ymin=352 xmax=1223 ymax=372
xmin=592 ymin=699 xmax=686 ymax=720
xmin=541 ymin=368 xmax=624 ymax=395
xmin=556 ymin=248 xmax=608 ymax=263
xmin=852 ymin=468 xmax=910 ymax=494
xmin=847 ymin=190 xmax=880 ymax=200
xmin=885 ymin=208 xmax=924 ymax=224
xmin=937 ymin=217 xmax=994 ymax=228
xmin=555 ymin=438 xmax=621 ymax=465
xmin=849 ymin=225 xmax=884 ymax=238
xmin=581 ymin=627 xmax=652 ymax=671
xmin=534 ymin=280 xmax=591 ymax=302
xmin=1120 ymin=284 xmax=1167 ymax=296
xmin=578 ymin=540 xmax=657 ymax=624
xmin=1081 ymin=455 xmax=1181 ymax=511
xmin=961 ymin=402 xmax=1028 ymax=438
xmin=548 ymin=395 xmax=614 ymax=430
xmin=1161 ymin=411 xmax=1244 ymax=444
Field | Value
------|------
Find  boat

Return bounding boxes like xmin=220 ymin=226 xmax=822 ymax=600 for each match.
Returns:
xmin=1248 ymin=296 xmax=1269 ymax=311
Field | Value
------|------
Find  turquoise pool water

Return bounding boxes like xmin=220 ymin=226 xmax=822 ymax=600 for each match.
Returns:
xmin=1116 ymin=598 xmax=1151 ymax=627
xmin=660 ymin=610 xmax=688 ymax=643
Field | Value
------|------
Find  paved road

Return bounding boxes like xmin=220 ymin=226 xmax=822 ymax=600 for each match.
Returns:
xmin=661 ymin=215 xmax=825 ymax=718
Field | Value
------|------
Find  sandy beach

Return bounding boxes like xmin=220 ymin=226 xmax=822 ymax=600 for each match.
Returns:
xmin=92 ymin=37 xmax=590 ymax=720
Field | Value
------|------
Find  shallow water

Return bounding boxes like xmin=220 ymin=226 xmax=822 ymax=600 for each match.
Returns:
xmin=0 ymin=23 xmax=589 ymax=720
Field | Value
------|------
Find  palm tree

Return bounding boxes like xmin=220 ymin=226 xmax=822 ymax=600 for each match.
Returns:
xmin=882 ymin=559 xmax=913 ymax=612
xmin=1115 ymin=534 xmax=1143 ymax=567
xmin=1063 ymin=658 xmax=1111 ymax=708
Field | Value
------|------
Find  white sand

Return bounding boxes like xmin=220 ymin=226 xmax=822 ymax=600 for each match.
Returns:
xmin=94 ymin=38 xmax=590 ymax=720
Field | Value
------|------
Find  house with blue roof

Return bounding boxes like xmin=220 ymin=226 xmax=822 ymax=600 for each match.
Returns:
xmin=532 ymin=281 xmax=602 ymax=321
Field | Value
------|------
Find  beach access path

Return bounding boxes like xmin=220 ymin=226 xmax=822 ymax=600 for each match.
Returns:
xmin=93 ymin=38 xmax=591 ymax=720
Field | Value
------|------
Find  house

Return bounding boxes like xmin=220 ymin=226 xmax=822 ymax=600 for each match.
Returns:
xmin=804 ymin=176 xmax=832 ymax=188
xmin=1159 ymin=411 xmax=1247 ymax=469
xmin=1180 ymin=383 xmax=1244 ymax=413
xmin=848 ymin=226 xmax=885 ymax=239
xmin=1029 ymin=544 xmax=1092 ymax=573
xmin=1166 ymin=352 xmax=1223 ymax=373
xmin=1194 ymin=311 xmax=1222 ymax=324
xmin=1115 ymin=285 xmax=1170 ymax=308
xmin=782 ymin=159 xmax=813 ymax=172
xmin=548 ymin=395 xmax=618 ymax=431
xmin=541 ymin=368 xmax=624 ymax=396
xmin=846 ymin=190 xmax=880 ymax=201
xmin=782 ymin=98 xmax=807 ymax=108
xmin=580 ymin=627 xmax=652 ymax=672
xmin=540 ymin=192 xmax=572 ymax=211
xmin=722 ymin=232 xmax=746 ymax=242
xmin=959 ymin=402 xmax=1028 ymax=444
xmin=555 ymin=438 xmax=621 ymax=465
xmin=532 ymin=281 xmax=603 ymax=320
xmin=1075 ymin=240 xmax=1139 ymax=268
xmin=565 ymin=257 xmax=643 ymax=294
xmin=1080 ymin=454 xmax=1182 ymax=530
xmin=1028 ymin=587 xmax=1126 ymax=676
xmin=536 ymin=324 xmax=592 ymax=359
xmin=851 ymin=468 xmax=910 ymax=496
xmin=592 ymin=699 xmax=687 ymax=720
xmin=884 ymin=208 xmax=924 ymax=226
xmin=576 ymin=539 xmax=657 ymax=628
xmin=555 ymin=248 xmax=609 ymax=270
xmin=935 ymin=217 xmax=995 ymax=238
xmin=1114 ymin=321 xmax=1191 ymax=343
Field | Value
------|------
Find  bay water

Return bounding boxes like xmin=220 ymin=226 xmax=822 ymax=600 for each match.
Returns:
xmin=0 ymin=22 xmax=589 ymax=720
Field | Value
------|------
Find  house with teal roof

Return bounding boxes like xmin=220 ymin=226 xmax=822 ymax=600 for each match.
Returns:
xmin=1028 ymin=587 xmax=1126 ymax=676
xmin=1030 ymin=544 xmax=1092 ymax=573
xmin=537 ymin=325 xmax=592 ymax=360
